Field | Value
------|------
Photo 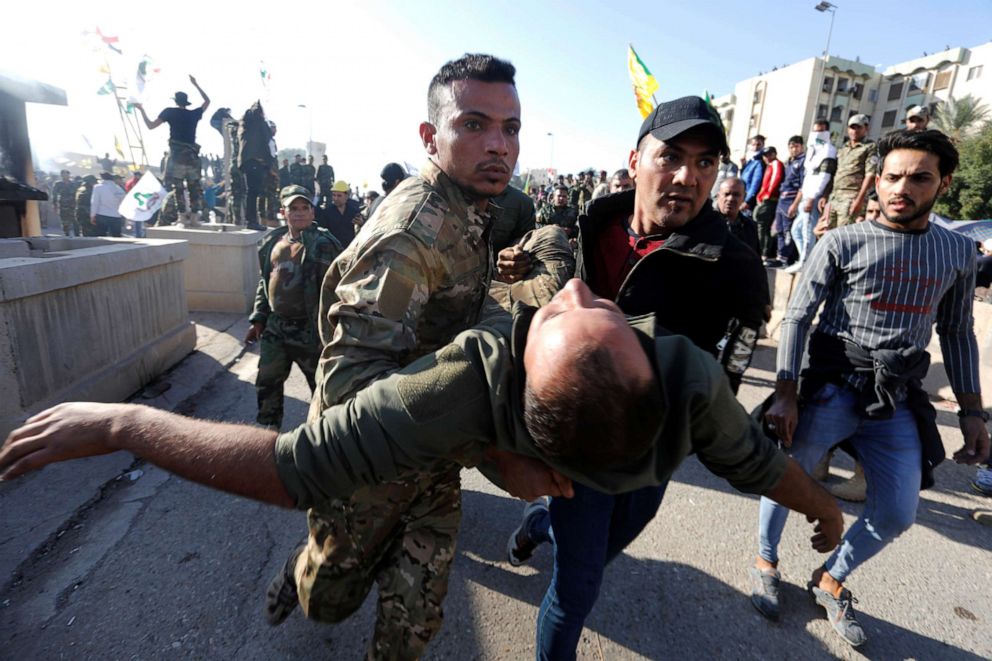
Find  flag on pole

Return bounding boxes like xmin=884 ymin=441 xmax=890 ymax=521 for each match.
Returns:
xmin=627 ymin=45 xmax=659 ymax=119
xmin=260 ymin=60 xmax=271 ymax=87
xmin=114 ymin=135 xmax=126 ymax=159
xmin=135 ymin=55 xmax=159 ymax=95
xmin=96 ymin=77 xmax=116 ymax=95
xmin=119 ymin=172 xmax=168 ymax=221
xmin=94 ymin=27 xmax=122 ymax=54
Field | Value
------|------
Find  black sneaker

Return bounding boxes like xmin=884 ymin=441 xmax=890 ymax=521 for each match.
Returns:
xmin=809 ymin=584 xmax=867 ymax=646
xmin=506 ymin=498 xmax=549 ymax=567
xmin=265 ymin=543 xmax=304 ymax=626
xmin=749 ymin=567 xmax=781 ymax=621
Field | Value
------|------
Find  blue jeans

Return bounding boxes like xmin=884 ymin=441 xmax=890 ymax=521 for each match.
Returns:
xmin=774 ymin=196 xmax=797 ymax=263
xmin=532 ymin=482 xmax=668 ymax=661
xmin=790 ymin=204 xmax=819 ymax=265
xmin=758 ymin=383 xmax=921 ymax=582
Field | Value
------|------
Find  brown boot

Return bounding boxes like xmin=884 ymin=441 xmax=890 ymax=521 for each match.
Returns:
xmin=811 ymin=450 xmax=834 ymax=482
xmin=830 ymin=462 xmax=867 ymax=502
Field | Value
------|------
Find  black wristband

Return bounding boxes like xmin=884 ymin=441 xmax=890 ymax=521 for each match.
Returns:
xmin=957 ymin=409 xmax=990 ymax=422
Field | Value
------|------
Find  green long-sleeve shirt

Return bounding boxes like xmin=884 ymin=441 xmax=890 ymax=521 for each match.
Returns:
xmin=274 ymin=311 xmax=787 ymax=510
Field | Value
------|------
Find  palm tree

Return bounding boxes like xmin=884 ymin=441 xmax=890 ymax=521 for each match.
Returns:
xmin=931 ymin=94 xmax=991 ymax=142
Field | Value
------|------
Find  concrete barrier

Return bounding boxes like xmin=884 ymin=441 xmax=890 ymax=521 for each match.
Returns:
xmin=145 ymin=225 xmax=265 ymax=313
xmin=767 ymin=268 xmax=992 ymax=405
xmin=0 ymin=237 xmax=196 ymax=437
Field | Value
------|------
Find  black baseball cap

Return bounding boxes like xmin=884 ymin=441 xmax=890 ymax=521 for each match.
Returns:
xmin=637 ymin=96 xmax=728 ymax=155
xmin=380 ymin=162 xmax=407 ymax=184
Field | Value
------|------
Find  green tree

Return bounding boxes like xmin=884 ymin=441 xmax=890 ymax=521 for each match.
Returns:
xmin=276 ymin=147 xmax=306 ymax=164
xmin=936 ymin=122 xmax=992 ymax=219
xmin=932 ymin=94 xmax=991 ymax=143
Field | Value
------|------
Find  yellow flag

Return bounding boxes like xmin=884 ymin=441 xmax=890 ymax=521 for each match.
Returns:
xmin=114 ymin=135 xmax=125 ymax=160
xmin=627 ymin=45 xmax=659 ymax=118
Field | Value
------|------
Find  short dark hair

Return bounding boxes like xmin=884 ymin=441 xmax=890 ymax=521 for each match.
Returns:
xmin=427 ymin=53 xmax=516 ymax=125
xmin=788 ymin=135 xmax=804 ymax=145
xmin=751 ymin=134 xmax=766 ymax=142
xmin=523 ymin=346 xmax=662 ymax=471
xmin=866 ymin=190 xmax=878 ymax=202
xmin=553 ymin=184 xmax=569 ymax=194
xmin=611 ymin=168 xmax=629 ymax=179
xmin=877 ymin=129 xmax=959 ymax=178
xmin=813 ymin=118 xmax=830 ymax=129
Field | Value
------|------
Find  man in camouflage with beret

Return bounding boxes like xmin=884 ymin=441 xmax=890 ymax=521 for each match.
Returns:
xmin=245 ymin=185 xmax=342 ymax=429
xmin=825 ymin=114 xmax=878 ymax=229
xmin=264 ymin=53 xmax=569 ymax=660
xmin=52 ymin=170 xmax=79 ymax=236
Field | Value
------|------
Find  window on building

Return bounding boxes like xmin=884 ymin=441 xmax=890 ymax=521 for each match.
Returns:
xmin=868 ymin=88 xmax=879 ymax=103
xmin=887 ymin=81 xmax=904 ymax=101
xmin=908 ymin=72 xmax=930 ymax=93
xmin=882 ymin=110 xmax=897 ymax=127
xmin=753 ymin=89 xmax=762 ymax=104
xmin=830 ymin=105 xmax=843 ymax=122
xmin=817 ymin=104 xmax=828 ymax=120
xmin=749 ymin=114 xmax=758 ymax=128
xmin=852 ymin=82 xmax=864 ymax=99
xmin=967 ymin=65 xmax=983 ymax=81
xmin=836 ymin=78 xmax=849 ymax=93
xmin=933 ymin=70 xmax=952 ymax=91
xmin=822 ymin=76 xmax=834 ymax=93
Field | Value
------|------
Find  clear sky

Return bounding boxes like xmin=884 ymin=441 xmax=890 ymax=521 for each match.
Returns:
xmin=6 ymin=0 xmax=992 ymax=190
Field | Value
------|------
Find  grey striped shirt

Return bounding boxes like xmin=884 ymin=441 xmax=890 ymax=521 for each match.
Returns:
xmin=778 ymin=220 xmax=980 ymax=395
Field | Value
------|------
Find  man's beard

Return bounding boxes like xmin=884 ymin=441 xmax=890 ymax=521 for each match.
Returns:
xmin=880 ymin=191 xmax=938 ymax=226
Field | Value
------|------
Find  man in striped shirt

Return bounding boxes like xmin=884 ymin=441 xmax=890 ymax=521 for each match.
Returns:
xmin=751 ymin=129 xmax=989 ymax=647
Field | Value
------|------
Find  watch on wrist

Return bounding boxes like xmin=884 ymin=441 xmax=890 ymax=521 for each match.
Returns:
xmin=957 ymin=409 xmax=990 ymax=422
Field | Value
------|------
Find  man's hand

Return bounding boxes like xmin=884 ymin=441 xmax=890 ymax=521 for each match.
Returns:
xmin=496 ymin=246 xmax=532 ymax=284
xmin=483 ymin=448 xmax=573 ymax=500
xmin=803 ymin=199 xmax=813 ymax=213
xmin=189 ymin=75 xmax=198 ymax=86
xmin=132 ymin=102 xmax=143 ymax=110
xmin=807 ymin=508 xmax=844 ymax=552
xmin=244 ymin=321 xmax=265 ymax=345
xmin=953 ymin=416 xmax=991 ymax=465
xmin=817 ymin=197 xmax=827 ymax=214
xmin=848 ymin=197 xmax=863 ymax=219
xmin=0 ymin=403 xmax=129 ymax=481
xmin=787 ymin=202 xmax=800 ymax=219
xmin=765 ymin=381 xmax=799 ymax=446
xmin=813 ymin=211 xmax=831 ymax=238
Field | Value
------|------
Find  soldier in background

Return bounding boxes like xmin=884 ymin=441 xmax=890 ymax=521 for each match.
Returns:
xmin=825 ymin=114 xmax=877 ymax=229
xmin=316 ymin=155 xmax=335 ymax=207
xmin=289 ymin=155 xmax=305 ymax=189
xmin=52 ymin=170 xmax=79 ymax=237
xmin=75 ymin=175 xmax=98 ymax=236
xmin=244 ymin=185 xmax=342 ymax=428
xmin=300 ymin=155 xmax=317 ymax=196
xmin=278 ymin=159 xmax=292 ymax=188
xmin=537 ymin=185 xmax=578 ymax=238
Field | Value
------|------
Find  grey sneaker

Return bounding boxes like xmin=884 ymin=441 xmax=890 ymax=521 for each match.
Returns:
xmin=506 ymin=498 xmax=549 ymax=567
xmin=749 ymin=567 xmax=781 ymax=621
xmin=810 ymin=584 xmax=867 ymax=646
xmin=265 ymin=543 xmax=304 ymax=626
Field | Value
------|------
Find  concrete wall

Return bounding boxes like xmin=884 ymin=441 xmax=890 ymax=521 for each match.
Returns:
xmin=766 ymin=268 xmax=992 ymax=405
xmin=145 ymin=225 xmax=263 ymax=313
xmin=0 ymin=238 xmax=196 ymax=437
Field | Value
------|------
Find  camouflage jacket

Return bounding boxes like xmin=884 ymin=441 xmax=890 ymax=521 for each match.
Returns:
xmin=52 ymin=180 xmax=76 ymax=212
xmin=311 ymin=160 xmax=495 ymax=415
xmin=832 ymin=140 xmax=878 ymax=194
xmin=250 ymin=224 xmax=343 ymax=327
xmin=537 ymin=205 xmax=579 ymax=236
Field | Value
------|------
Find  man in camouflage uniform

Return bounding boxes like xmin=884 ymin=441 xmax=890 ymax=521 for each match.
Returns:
xmin=75 ymin=175 xmax=98 ymax=236
xmin=245 ymin=185 xmax=342 ymax=428
xmin=264 ymin=54 xmax=563 ymax=660
xmin=316 ymin=155 xmax=335 ymax=207
xmin=826 ymin=114 xmax=878 ymax=229
xmin=158 ymin=190 xmax=180 ymax=226
xmin=289 ymin=154 xmax=305 ymax=189
xmin=536 ymin=184 xmax=579 ymax=238
xmin=569 ymin=171 xmax=592 ymax=211
xmin=52 ymin=170 xmax=79 ymax=236
xmin=300 ymin=155 xmax=317 ymax=196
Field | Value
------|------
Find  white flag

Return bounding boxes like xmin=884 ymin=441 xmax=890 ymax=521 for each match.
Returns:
xmin=118 ymin=171 xmax=168 ymax=221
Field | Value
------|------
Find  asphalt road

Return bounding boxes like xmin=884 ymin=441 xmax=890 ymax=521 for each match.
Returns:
xmin=1 ymin=315 xmax=989 ymax=660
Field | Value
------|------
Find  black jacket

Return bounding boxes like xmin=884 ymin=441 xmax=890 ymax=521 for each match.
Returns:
xmin=577 ymin=189 xmax=769 ymax=392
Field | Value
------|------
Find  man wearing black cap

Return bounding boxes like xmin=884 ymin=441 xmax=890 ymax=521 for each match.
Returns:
xmin=506 ymin=96 xmax=770 ymax=658
xmin=134 ymin=75 xmax=210 ymax=226
xmin=365 ymin=162 xmax=407 ymax=219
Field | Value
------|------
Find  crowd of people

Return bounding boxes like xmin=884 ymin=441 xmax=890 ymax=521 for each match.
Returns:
xmin=3 ymin=52 xmax=990 ymax=661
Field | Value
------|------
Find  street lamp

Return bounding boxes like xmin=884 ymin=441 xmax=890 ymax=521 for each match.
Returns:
xmin=812 ymin=2 xmax=838 ymax=133
xmin=297 ymin=103 xmax=312 ymax=158
xmin=547 ymin=132 xmax=554 ymax=173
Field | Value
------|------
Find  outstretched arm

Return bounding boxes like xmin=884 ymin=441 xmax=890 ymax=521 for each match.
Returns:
xmin=132 ymin=103 xmax=163 ymax=130
xmin=765 ymin=457 xmax=843 ymax=552
xmin=0 ymin=403 xmax=293 ymax=507
xmin=190 ymin=75 xmax=210 ymax=111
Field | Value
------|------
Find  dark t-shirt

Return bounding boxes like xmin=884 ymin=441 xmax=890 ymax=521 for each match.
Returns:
xmin=158 ymin=107 xmax=204 ymax=144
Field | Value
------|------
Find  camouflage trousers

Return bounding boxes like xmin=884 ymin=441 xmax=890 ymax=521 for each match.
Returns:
xmin=827 ymin=192 xmax=860 ymax=229
xmin=256 ymin=315 xmax=319 ymax=428
xmin=295 ymin=467 xmax=461 ymax=661
xmin=165 ymin=141 xmax=204 ymax=213
xmin=229 ymin=167 xmax=246 ymax=225
xmin=60 ymin=206 xmax=79 ymax=237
